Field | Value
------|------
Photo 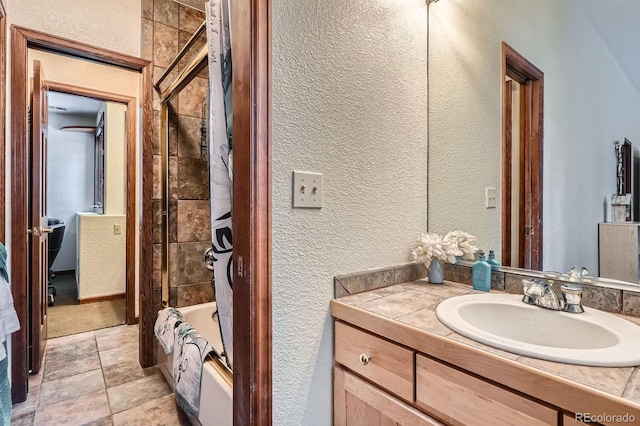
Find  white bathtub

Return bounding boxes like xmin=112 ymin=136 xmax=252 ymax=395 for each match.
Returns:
xmin=157 ymin=302 xmax=233 ymax=426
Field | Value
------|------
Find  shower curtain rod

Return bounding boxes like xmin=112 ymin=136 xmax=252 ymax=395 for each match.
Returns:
xmin=155 ymin=20 xmax=206 ymax=90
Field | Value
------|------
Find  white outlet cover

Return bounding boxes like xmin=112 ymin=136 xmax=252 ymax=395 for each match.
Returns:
xmin=486 ymin=187 xmax=497 ymax=209
xmin=292 ymin=171 xmax=323 ymax=209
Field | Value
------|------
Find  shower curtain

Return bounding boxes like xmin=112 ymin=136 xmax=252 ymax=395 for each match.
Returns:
xmin=206 ymin=0 xmax=234 ymax=369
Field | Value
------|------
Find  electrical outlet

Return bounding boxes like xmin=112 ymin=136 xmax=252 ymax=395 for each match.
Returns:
xmin=292 ymin=171 xmax=323 ymax=208
xmin=486 ymin=187 xmax=497 ymax=209
xmin=114 ymin=224 xmax=122 ymax=235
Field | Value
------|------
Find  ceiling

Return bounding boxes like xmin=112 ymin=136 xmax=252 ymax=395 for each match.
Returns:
xmin=48 ymin=91 xmax=103 ymax=116
xmin=578 ymin=0 xmax=640 ymax=94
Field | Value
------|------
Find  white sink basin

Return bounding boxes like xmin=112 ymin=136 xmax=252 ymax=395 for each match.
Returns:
xmin=436 ymin=293 xmax=640 ymax=366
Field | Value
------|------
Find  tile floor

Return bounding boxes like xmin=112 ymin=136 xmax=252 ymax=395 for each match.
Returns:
xmin=10 ymin=325 xmax=191 ymax=426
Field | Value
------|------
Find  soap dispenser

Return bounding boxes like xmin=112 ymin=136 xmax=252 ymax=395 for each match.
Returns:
xmin=472 ymin=251 xmax=491 ymax=292
xmin=487 ymin=250 xmax=501 ymax=270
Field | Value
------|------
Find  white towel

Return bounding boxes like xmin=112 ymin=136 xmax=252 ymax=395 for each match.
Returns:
xmin=173 ymin=322 xmax=213 ymax=418
xmin=0 ymin=276 xmax=20 ymax=362
xmin=154 ymin=307 xmax=185 ymax=354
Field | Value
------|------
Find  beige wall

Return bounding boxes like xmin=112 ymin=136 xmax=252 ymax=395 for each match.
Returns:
xmin=104 ymin=102 xmax=127 ymax=215
xmin=272 ymin=0 xmax=429 ymax=424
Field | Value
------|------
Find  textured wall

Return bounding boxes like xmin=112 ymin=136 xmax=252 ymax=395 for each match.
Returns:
xmin=142 ymin=0 xmax=214 ymax=309
xmin=47 ymin=113 xmax=97 ymax=272
xmin=77 ymin=214 xmax=126 ymax=300
xmin=104 ymin=102 xmax=127 ymax=215
xmin=429 ymin=0 xmax=640 ymax=273
xmin=6 ymin=0 xmax=140 ymax=57
xmin=272 ymin=0 xmax=429 ymax=424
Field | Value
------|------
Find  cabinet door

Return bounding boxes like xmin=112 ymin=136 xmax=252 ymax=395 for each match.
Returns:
xmin=335 ymin=367 xmax=443 ymax=426
xmin=415 ymin=355 xmax=558 ymax=426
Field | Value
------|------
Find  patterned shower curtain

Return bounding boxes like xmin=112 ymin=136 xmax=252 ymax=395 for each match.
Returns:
xmin=206 ymin=0 xmax=234 ymax=368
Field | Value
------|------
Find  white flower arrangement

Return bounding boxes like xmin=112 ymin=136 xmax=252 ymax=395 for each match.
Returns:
xmin=410 ymin=230 xmax=478 ymax=269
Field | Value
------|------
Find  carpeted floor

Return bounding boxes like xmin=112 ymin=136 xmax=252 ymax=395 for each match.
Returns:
xmin=47 ymin=273 xmax=126 ymax=338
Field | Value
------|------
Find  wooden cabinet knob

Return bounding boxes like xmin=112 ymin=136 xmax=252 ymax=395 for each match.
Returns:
xmin=359 ymin=353 xmax=372 ymax=366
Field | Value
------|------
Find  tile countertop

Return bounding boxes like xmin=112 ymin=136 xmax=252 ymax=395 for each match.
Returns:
xmin=330 ymin=280 xmax=640 ymax=421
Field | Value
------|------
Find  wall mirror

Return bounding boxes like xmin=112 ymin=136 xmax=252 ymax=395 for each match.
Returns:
xmin=427 ymin=0 xmax=640 ymax=287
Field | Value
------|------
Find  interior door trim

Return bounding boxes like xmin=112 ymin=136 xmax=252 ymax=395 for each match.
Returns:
xmin=0 ymin=1 xmax=6 ymax=243
xmin=9 ymin=25 xmax=152 ymax=403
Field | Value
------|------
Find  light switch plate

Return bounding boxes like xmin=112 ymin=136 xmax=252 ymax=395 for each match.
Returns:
xmin=292 ymin=171 xmax=323 ymax=208
xmin=486 ymin=187 xmax=497 ymax=209
xmin=114 ymin=224 xmax=122 ymax=235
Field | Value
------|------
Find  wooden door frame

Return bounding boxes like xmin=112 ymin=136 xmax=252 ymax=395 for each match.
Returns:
xmin=501 ymin=42 xmax=543 ymax=270
xmin=44 ymin=81 xmax=137 ymax=324
xmin=10 ymin=26 xmax=153 ymax=403
xmin=0 ymin=1 xmax=6 ymax=244
xmin=232 ymin=0 xmax=273 ymax=423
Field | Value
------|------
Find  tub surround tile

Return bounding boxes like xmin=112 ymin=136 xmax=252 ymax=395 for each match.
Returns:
xmin=34 ymin=389 xmax=111 ymax=426
xmin=141 ymin=18 xmax=154 ymax=62
xmin=177 ymin=157 xmax=210 ymax=200
xmin=178 ymin=30 xmax=207 ymax=75
xmin=154 ymin=0 xmax=179 ymax=28
xmin=177 ymin=281 xmax=214 ymax=307
xmin=518 ymin=356 xmax=633 ymax=396
xmin=107 ymin=374 xmax=172 ymax=414
xmin=169 ymin=287 xmax=178 ymax=307
xmin=581 ymin=284 xmax=622 ymax=313
xmin=142 ymin=0 xmax=154 ymax=20
xmin=178 ymin=77 xmax=208 ymax=117
xmin=153 ymin=243 xmax=162 ymax=289
xmin=169 ymin=156 xmax=179 ymax=199
xmin=103 ymin=361 xmax=160 ymax=389
xmin=112 ymin=394 xmax=191 ymax=426
xmin=153 ymin=200 xmax=162 ymax=243
xmin=623 ymin=291 xmax=640 ymax=317
xmin=39 ymin=369 xmax=105 ymax=407
xmin=44 ymin=351 xmax=101 ymax=382
xmin=177 ymin=200 xmax=212 ymax=242
xmin=153 ymin=22 xmax=179 ymax=69
xmin=169 ymin=242 xmax=178 ymax=286
xmin=152 ymin=155 xmax=161 ymax=200
xmin=99 ymin=342 xmax=139 ymax=368
xmin=169 ymin=201 xmax=179 ymax=243
xmin=177 ymin=115 xmax=204 ymax=158
xmin=179 ymin=4 xmax=206 ymax=35
xmin=395 ymin=308 xmax=453 ymax=337
xmin=177 ymin=241 xmax=214 ymax=285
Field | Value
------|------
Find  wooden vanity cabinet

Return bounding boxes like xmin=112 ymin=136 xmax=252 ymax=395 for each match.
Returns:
xmin=334 ymin=322 xmax=561 ymax=426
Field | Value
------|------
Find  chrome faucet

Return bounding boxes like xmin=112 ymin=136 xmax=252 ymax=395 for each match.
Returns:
xmin=522 ymin=278 xmax=584 ymax=313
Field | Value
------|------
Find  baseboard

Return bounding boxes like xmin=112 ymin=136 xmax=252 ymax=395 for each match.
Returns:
xmin=79 ymin=292 xmax=125 ymax=304
xmin=52 ymin=269 xmax=75 ymax=275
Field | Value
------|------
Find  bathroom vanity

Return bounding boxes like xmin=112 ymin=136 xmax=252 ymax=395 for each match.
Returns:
xmin=332 ymin=279 xmax=640 ymax=426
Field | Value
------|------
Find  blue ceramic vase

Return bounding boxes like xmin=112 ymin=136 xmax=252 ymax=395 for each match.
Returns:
xmin=428 ymin=258 xmax=444 ymax=284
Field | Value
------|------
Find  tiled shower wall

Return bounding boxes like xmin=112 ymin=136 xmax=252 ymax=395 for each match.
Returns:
xmin=141 ymin=0 xmax=214 ymax=309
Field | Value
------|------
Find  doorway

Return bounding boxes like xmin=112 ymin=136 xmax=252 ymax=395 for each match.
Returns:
xmin=10 ymin=26 xmax=153 ymax=403
xmin=44 ymin=88 xmax=131 ymax=339
xmin=501 ymin=42 xmax=544 ymax=270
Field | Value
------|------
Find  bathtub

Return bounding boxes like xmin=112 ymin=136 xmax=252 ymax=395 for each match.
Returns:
xmin=157 ymin=302 xmax=233 ymax=426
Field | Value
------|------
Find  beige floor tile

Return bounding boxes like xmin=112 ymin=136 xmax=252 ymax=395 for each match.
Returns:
xmin=44 ymin=350 xmax=101 ymax=382
xmin=39 ymin=369 xmax=105 ymax=407
xmin=34 ymin=389 xmax=110 ymax=426
xmin=112 ymin=394 xmax=190 ymax=426
xmin=103 ymin=360 xmax=159 ymax=388
xmin=11 ymin=410 xmax=36 ymax=426
xmin=99 ymin=342 xmax=139 ymax=368
xmin=95 ymin=324 xmax=137 ymax=338
xmin=96 ymin=327 xmax=138 ymax=352
xmin=11 ymin=383 xmax=40 ymax=419
xmin=82 ymin=416 xmax=115 ymax=425
xmin=107 ymin=374 xmax=172 ymax=414
xmin=46 ymin=337 xmax=98 ymax=364
xmin=46 ymin=330 xmax=95 ymax=348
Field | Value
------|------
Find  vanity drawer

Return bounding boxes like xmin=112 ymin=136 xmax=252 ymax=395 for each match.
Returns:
xmin=335 ymin=322 xmax=414 ymax=401
xmin=416 ymin=355 xmax=558 ymax=425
